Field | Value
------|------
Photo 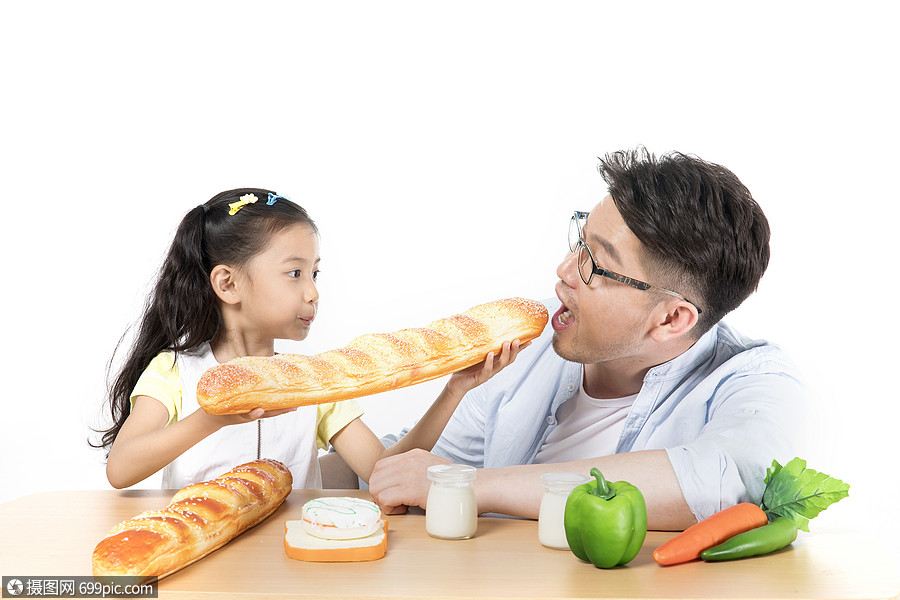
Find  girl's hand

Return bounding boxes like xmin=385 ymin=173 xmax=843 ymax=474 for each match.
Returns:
xmin=206 ymin=407 xmax=297 ymax=427
xmin=242 ymin=407 xmax=298 ymax=421
xmin=446 ymin=339 xmax=530 ymax=398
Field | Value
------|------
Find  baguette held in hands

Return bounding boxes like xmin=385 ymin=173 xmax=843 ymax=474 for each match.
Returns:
xmin=92 ymin=459 xmax=292 ymax=582
xmin=197 ymin=297 xmax=549 ymax=415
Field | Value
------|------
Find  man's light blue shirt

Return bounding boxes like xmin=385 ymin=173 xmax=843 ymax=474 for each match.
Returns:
xmin=429 ymin=299 xmax=806 ymax=521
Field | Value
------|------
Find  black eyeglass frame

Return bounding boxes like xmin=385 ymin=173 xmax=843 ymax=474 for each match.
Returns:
xmin=568 ymin=211 xmax=703 ymax=314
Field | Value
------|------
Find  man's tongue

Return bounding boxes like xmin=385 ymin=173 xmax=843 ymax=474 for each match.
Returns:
xmin=552 ymin=304 xmax=574 ymax=330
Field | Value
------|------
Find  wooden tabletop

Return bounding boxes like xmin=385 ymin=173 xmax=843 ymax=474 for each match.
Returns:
xmin=2 ymin=489 xmax=898 ymax=600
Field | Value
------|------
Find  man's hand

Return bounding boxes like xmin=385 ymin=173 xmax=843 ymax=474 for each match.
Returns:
xmin=369 ymin=449 xmax=451 ymax=514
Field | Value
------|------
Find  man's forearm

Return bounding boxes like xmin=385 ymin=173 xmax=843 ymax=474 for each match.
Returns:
xmin=474 ymin=449 xmax=697 ymax=531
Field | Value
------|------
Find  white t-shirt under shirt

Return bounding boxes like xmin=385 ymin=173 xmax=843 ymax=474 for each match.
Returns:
xmin=533 ymin=369 xmax=637 ymax=464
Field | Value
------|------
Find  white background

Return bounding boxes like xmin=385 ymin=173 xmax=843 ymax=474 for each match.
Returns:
xmin=1 ymin=2 xmax=897 ymax=533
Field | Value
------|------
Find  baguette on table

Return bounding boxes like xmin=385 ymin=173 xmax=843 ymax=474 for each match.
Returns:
xmin=197 ymin=297 xmax=549 ymax=415
xmin=92 ymin=459 xmax=292 ymax=583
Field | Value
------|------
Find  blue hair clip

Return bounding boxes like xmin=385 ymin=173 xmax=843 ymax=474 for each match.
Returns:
xmin=267 ymin=193 xmax=287 ymax=206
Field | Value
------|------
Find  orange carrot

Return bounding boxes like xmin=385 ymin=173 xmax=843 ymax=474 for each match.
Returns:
xmin=652 ymin=502 xmax=768 ymax=566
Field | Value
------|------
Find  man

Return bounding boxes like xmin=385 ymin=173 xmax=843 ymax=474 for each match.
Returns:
xmin=367 ymin=148 xmax=804 ymax=530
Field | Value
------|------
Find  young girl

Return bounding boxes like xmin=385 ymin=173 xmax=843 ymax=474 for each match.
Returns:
xmin=96 ymin=188 xmax=523 ymax=490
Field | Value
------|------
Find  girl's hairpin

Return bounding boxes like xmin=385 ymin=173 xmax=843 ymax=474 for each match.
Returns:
xmin=267 ymin=193 xmax=286 ymax=206
xmin=228 ymin=193 xmax=258 ymax=216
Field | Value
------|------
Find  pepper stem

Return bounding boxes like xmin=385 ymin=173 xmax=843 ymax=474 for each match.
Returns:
xmin=589 ymin=467 xmax=616 ymax=500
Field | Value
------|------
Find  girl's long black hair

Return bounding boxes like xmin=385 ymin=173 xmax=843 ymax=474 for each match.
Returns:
xmin=91 ymin=188 xmax=317 ymax=454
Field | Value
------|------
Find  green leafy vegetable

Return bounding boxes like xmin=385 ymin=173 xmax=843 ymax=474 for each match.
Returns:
xmin=760 ymin=457 xmax=850 ymax=532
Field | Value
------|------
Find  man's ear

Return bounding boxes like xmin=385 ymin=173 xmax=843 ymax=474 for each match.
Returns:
xmin=649 ymin=301 xmax=699 ymax=343
xmin=209 ymin=264 xmax=241 ymax=305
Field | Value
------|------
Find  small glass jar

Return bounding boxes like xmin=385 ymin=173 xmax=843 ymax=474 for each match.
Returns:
xmin=538 ymin=472 xmax=591 ymax=550
xmin=425 ymin=464 xmax=478 ymax=540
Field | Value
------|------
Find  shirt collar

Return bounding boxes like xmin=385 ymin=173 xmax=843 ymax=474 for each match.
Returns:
xmin=643 ymin=323 xmax=719 ymax=383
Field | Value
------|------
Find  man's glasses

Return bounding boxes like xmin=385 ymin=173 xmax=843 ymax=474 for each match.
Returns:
xmin=568 ymin=211 xmax=702 ymax=314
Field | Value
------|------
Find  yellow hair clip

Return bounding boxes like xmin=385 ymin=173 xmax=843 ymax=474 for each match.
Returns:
xmin=228 ymin=193 xmax=258 ymax=216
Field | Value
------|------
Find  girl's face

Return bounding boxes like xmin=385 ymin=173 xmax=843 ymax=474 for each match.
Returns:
xmin=234 ymin=223 xmax=320 ymax=342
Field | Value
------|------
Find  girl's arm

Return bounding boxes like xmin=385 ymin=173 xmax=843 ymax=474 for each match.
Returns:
xmin=106 ymin=397 xmax=294 ymax=488
xmin=330 ymin=340 xmax=527 ymax=483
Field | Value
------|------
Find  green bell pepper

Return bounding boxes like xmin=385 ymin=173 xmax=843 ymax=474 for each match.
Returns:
xmin=563 ymin=467 xmax=647 ymax=568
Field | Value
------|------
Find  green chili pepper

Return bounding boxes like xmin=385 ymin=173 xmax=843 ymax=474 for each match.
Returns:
xmin=563 ymin=467 xmax=647 ymax=569
xmin=700 ymin=517 xmax=799 ymax=561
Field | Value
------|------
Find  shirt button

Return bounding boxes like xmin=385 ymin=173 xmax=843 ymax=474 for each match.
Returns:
xmin=546 ymin=416 xmax=556 ymax=425
xmin=567 ymin=383 xmax=576 ymax=392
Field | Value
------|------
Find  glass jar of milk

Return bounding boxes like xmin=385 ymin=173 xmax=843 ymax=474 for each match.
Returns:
xmin=538 ymin=472 xmax=591 ymax=550
xmin=425 ymin=464 xmax=478 ymax=540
